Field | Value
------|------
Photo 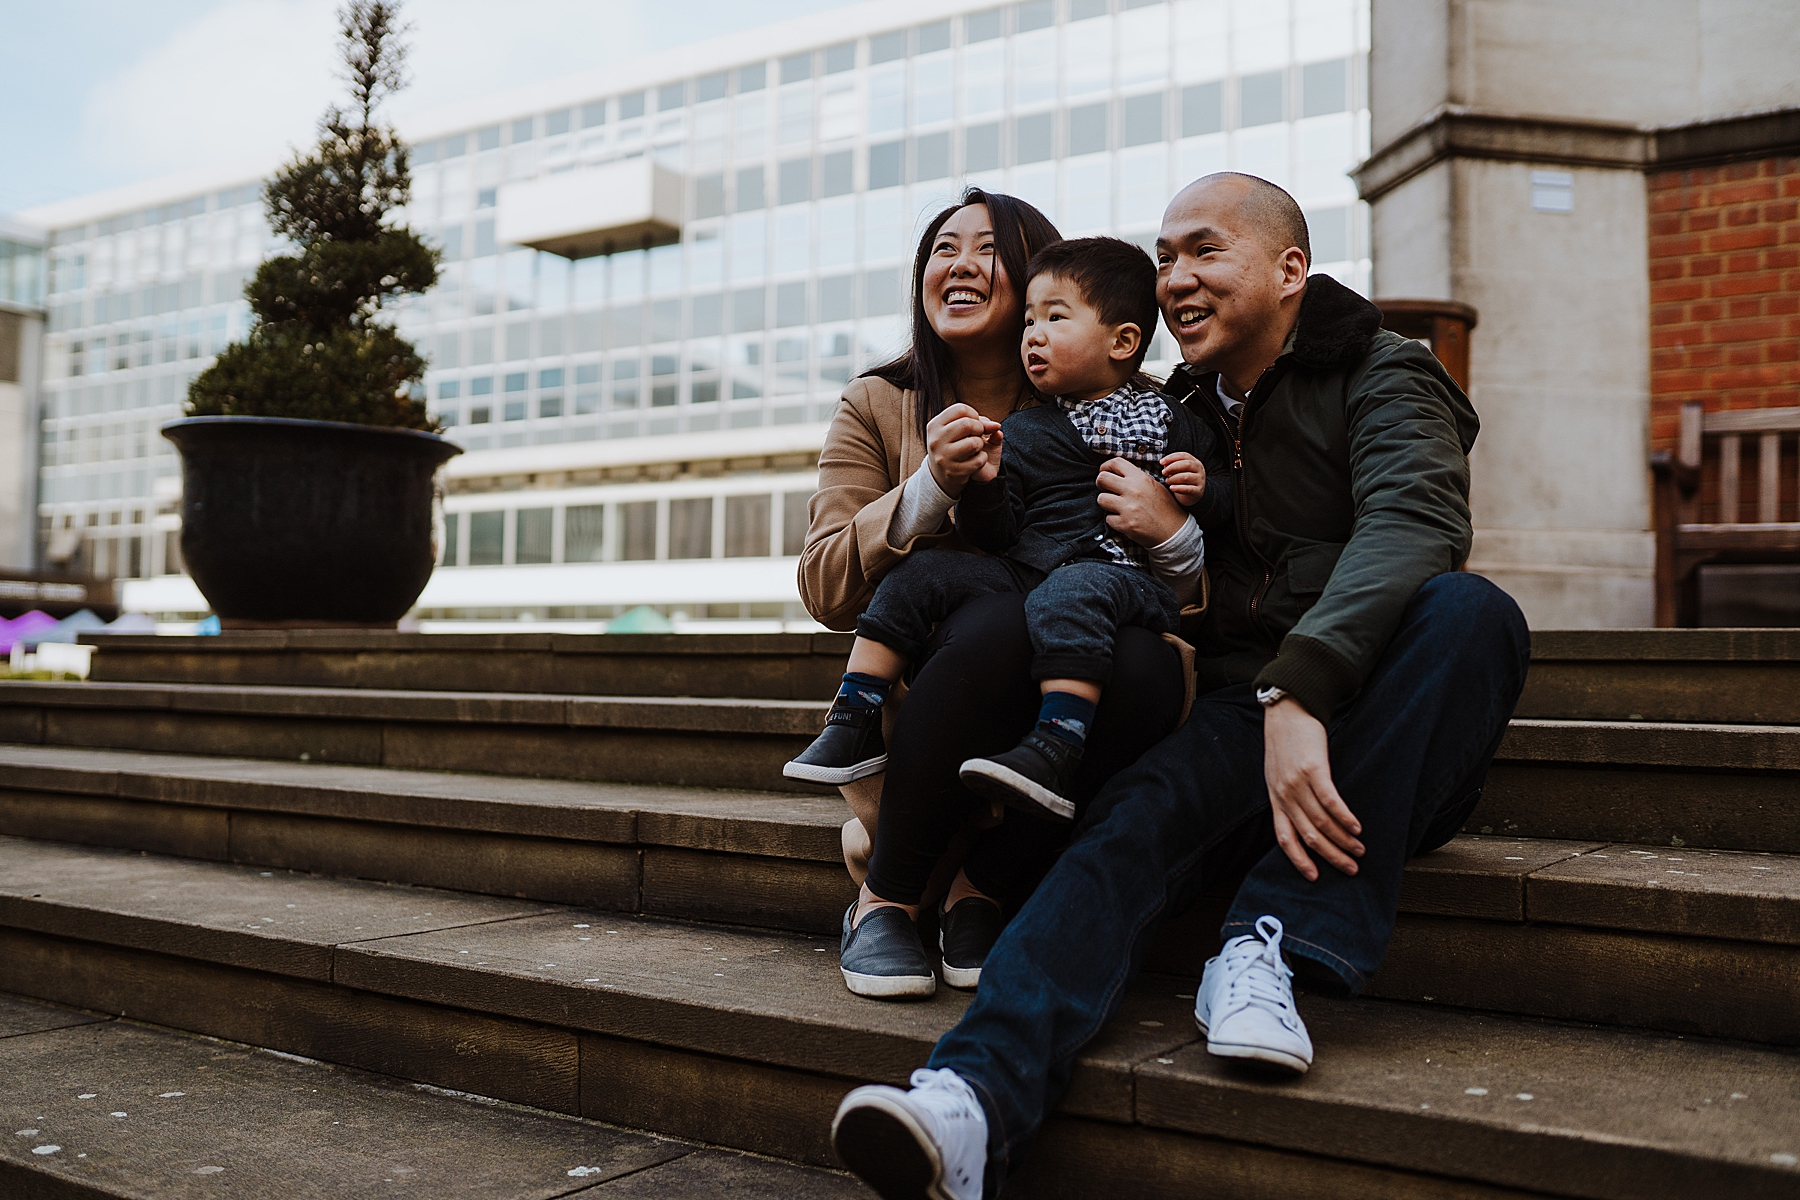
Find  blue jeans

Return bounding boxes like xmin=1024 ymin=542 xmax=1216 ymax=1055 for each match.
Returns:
xmin=925 ymin=573 xmax=1530 ymax=1189
xmin=857 ymin=549 xmax=1179 ymax=685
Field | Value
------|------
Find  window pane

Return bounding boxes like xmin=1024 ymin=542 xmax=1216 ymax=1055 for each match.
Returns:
xmin=725 ymin=494 xmax=771 ymax=557
xmin=783 ymin=491 xmax=812 ymax=556
xmin=778 ymin=157 xmax=812 ymax=205
xmin=469 ymin=511 xmax=504 ymax=565
xmin=915 ymin=131 xmax=951 ymax=181
xmin=1183 ymin=81 xmax=1223 ymax=136
xmin=825 ymin=42 xmax=855 ymax=73
xmin=1014 ymin=112 xmax=1053 ymax=164
xmin=1239 ymin=70 xmax=1285 ymax=128
xmin=441 ymin=512 xmax=459 ymax=566
xmin=1302 ymin=58 xmax=1348 ymax=118
xmin=1122 ymin=92 xmax=1164 ymax=146
xmin=565 ymin=504 xmax=604 ymax=562
xmin=669 ymin=497 xmax=713 ymax=559
xmin=735 ymin=165 xmax=765 ymax=211
xmin=821 ymin=150 xmax=854 ymax=197
xmin=620 ymin=501 xmax=657 ymax=560
xmin=869 ymin=141 xmax=904 ymax=189
xmin=964 ymin=122 xmax=1001 ymax=173
xmin=516 ymin=508 xmax=553 ymax=564
xmin=1068 ymin=103 xmax=1108 ymax=156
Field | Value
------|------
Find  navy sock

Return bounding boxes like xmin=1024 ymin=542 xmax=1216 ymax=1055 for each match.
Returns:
xmin=1035 ymin=690 xmax=1097 ymax=749
xmin=835 ymin=671 xmax=892 ymax=711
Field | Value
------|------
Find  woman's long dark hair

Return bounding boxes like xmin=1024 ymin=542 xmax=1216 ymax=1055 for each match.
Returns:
xmin=863 ymin=187 xmax=1062 ymax=440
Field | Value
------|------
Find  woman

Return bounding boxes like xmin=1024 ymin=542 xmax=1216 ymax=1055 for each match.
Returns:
xmin=799 ymin=188 xmax=1202 ymax=999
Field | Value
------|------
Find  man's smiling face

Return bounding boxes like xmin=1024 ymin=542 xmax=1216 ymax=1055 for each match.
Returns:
xmin=1155 ymin=176 xmax=1306 ymax=387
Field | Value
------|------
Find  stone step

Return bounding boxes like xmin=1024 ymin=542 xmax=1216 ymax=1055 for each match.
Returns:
xmin=80 ymin=629 xmax=1800 ymax=725
xmin=1 ymin=822 xmax=1796 ymax=1048
xmin=2 ymin=840 xmax=1797 ymax=1200
xmin=0 ymin=679 xmax=831 ymax=793
xmin=1520 ymin=629 xmax=1800 ymax=724
xmin=7 ymin=678 xmax=1800 ymax=836
xmin=1479 ymin=718 xmax=1800 ymax=852
xmin=4 ymin=744 xmax=1798 ymax=981
xmin=0 ymin=993 xmax=870 ymax=1200
xmin=0 ymin=743 xmax=857 ymax=934
xmin=84 ymin=630 xmax=856 ymax=701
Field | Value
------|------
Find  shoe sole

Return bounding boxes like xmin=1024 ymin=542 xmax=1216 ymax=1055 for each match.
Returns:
xmin=842 ymin=967 xmax=938 ymax=999
xmin=1195 ymin=1013 xmax=1310 ymax=1074
xmin=832 ymin=1092 xmax=951 ymax=1200
xmin=956 ymin=759 xmax=1075 ymax=821
xmin=784 ymin=754 xmax=888 ymax=785
xmin=938 ymin=928 xmax=982 ymax=990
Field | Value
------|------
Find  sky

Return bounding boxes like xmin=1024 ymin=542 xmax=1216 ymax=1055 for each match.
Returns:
xmin=0 ymin=0 xmax=863 ymax=217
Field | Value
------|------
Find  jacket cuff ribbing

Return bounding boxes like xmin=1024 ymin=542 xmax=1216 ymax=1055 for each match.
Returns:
xmin=1253 ymin=634 xmax=1361 ymax=723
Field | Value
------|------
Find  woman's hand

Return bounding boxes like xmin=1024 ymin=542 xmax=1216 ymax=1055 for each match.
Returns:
xmin=1161 ymin=452 xmax=1207 ymax=507
xmin=927 ymin=403 xmax=1004 ymax=496
xmin=1096 ymin=458 xmax=1190 ymax=547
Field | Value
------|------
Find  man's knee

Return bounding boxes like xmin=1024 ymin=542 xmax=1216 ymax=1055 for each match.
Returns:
xmin=1413 ymin=572 xmax=1528 ymax=647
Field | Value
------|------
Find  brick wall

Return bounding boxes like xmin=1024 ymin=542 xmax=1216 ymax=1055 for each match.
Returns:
xmin=1648 ymin=156 xmax=1800 ymax=449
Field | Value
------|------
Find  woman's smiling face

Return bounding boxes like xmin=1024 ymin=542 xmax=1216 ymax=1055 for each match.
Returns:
xmin=921 ymin=203 xmax=1021 ymax=351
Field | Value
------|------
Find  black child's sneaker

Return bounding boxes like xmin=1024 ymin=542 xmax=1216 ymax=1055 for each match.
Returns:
xmin=938 ymin=896 xmax=1005 ymax=990
xmin=957 ymin=729 xmax=1081 ymax=821
xmin=784 ymin=701 xmax=887 ymax=785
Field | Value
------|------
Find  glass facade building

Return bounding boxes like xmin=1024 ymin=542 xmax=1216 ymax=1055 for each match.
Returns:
xmin=21 ymin=0 xmax=1370 ymax=629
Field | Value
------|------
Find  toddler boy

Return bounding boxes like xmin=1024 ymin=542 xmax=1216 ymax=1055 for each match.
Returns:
xmin=785 ymin=237 xmax=1231 ymax=819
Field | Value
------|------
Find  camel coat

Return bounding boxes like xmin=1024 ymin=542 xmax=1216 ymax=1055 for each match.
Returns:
xmin=797 ymin=375 xmax=1197 ymax=884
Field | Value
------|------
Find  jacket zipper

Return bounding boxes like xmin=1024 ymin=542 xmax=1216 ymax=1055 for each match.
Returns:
xmin=1236 ymin=366 xmax=1286 ymax=642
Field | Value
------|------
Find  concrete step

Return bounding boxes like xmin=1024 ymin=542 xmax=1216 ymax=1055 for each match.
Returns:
xmin=1520 ymin=629 xmax=1800 ymax=724
xmin=2 ymin=745 xmax=1799 ymax=1043
xmin=2 ymin=840 xmax=1797 ymax=1200
xmin=84 ymin=631 xmax=856 ymax=700
xmin=0 ymin=993 xmax=871 ymax=1200
xmin=1481 ymin=718 xmax=1800 ymax=852
xmin=80 ymin=629 xmax=1800 ymax=726
xmin=0 ymin=679 xmax=831 ymax=793
xmin=7 ymin=677 xmax=1800 ymax=838
xmin=0 ymin=743 xmax=856 ymax=934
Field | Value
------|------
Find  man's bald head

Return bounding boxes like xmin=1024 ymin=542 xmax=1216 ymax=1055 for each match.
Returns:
xmin=1178 ymin=172 xmax=1310 ymax=267
xmin=1156 ymin=171 xmax=1312 ymax=390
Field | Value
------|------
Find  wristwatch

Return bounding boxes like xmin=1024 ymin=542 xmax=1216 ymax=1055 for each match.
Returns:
xmin=1255 ymin=686 xmax=1287 ymax=707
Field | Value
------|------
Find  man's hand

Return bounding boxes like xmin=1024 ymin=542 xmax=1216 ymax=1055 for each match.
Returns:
xmin=926 ymin=403 xmax=1004 ymax=496
xmin=1160 ymin=451 xmax=1207 ymax=507
xmin=1096 ymin=458 xmax=1190 ymax=546
xmin=1263 ymin=697 xmax=1363 ymax=881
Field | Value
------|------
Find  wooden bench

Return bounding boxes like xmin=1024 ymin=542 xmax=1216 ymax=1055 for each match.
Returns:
xmin=1651 ymin=402 xmax=1800 ymax=626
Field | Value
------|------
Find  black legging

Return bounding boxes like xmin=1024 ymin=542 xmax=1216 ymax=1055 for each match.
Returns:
xmin=864 ymin=590 xmax=1185 ymax=907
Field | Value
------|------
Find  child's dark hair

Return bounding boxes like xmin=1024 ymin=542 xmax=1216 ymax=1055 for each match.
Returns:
xmin=1025 ymin=237 xmax=1160 ymax=371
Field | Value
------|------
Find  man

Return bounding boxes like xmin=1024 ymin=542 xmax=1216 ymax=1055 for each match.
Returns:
xmin=828 ymin=173 xmax=1531 ymax=1200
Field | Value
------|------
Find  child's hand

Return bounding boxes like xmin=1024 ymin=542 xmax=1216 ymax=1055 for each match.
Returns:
xmin=1161 ymin=452 xmax=1206 ymax=506
xmin=972 ymin=426 xmax=1004 ymax=485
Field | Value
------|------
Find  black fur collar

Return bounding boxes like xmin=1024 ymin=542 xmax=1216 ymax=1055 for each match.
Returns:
xmin=1287 ymin=272 xmax=1385 ymax=371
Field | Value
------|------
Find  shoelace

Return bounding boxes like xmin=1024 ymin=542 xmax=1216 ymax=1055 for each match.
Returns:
xmin=1220 ymin=915 xmax=1296 ymax=1019
xmin=907 ymin=1069 xmax=983 ymax=1191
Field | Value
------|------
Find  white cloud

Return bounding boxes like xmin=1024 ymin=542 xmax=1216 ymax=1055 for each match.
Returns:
xmin=80 ymin=1 xmax=342 ymax=180
xmin=77 ymin=0 xmax=653 ymax=180
xmin=67 ymin=0 xmax=856 ymax=190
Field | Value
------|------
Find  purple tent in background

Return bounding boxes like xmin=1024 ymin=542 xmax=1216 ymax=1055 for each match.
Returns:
xmin=0 ymin=611 xmax=59 ymax=653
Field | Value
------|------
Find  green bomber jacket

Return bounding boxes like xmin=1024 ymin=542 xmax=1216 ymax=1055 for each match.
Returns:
xmin=1162 ymin=272 xmax=1480 ymax=720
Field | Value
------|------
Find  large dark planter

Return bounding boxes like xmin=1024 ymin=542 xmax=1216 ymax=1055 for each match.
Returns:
xmin=163 ymin=416 xmax=462 ymax=626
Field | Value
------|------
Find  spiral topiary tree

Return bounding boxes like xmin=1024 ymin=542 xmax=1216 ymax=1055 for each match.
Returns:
xmin=186 ymin=0 xmax=440 ymax=431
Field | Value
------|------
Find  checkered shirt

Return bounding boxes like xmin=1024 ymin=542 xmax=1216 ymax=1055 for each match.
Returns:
xmin=1054 ymin=381 xmax=1173 ymax=567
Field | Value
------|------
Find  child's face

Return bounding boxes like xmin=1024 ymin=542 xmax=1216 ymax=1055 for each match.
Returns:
xmin=1022 ymin=274 xmax=1142 ymax=401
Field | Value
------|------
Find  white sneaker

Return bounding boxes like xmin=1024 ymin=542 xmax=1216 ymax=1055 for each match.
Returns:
xmin=831 ymin=1067 xmax=987 ymax=1200
xmin=1194 ymin=914 xmax=1313 ymax=1074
